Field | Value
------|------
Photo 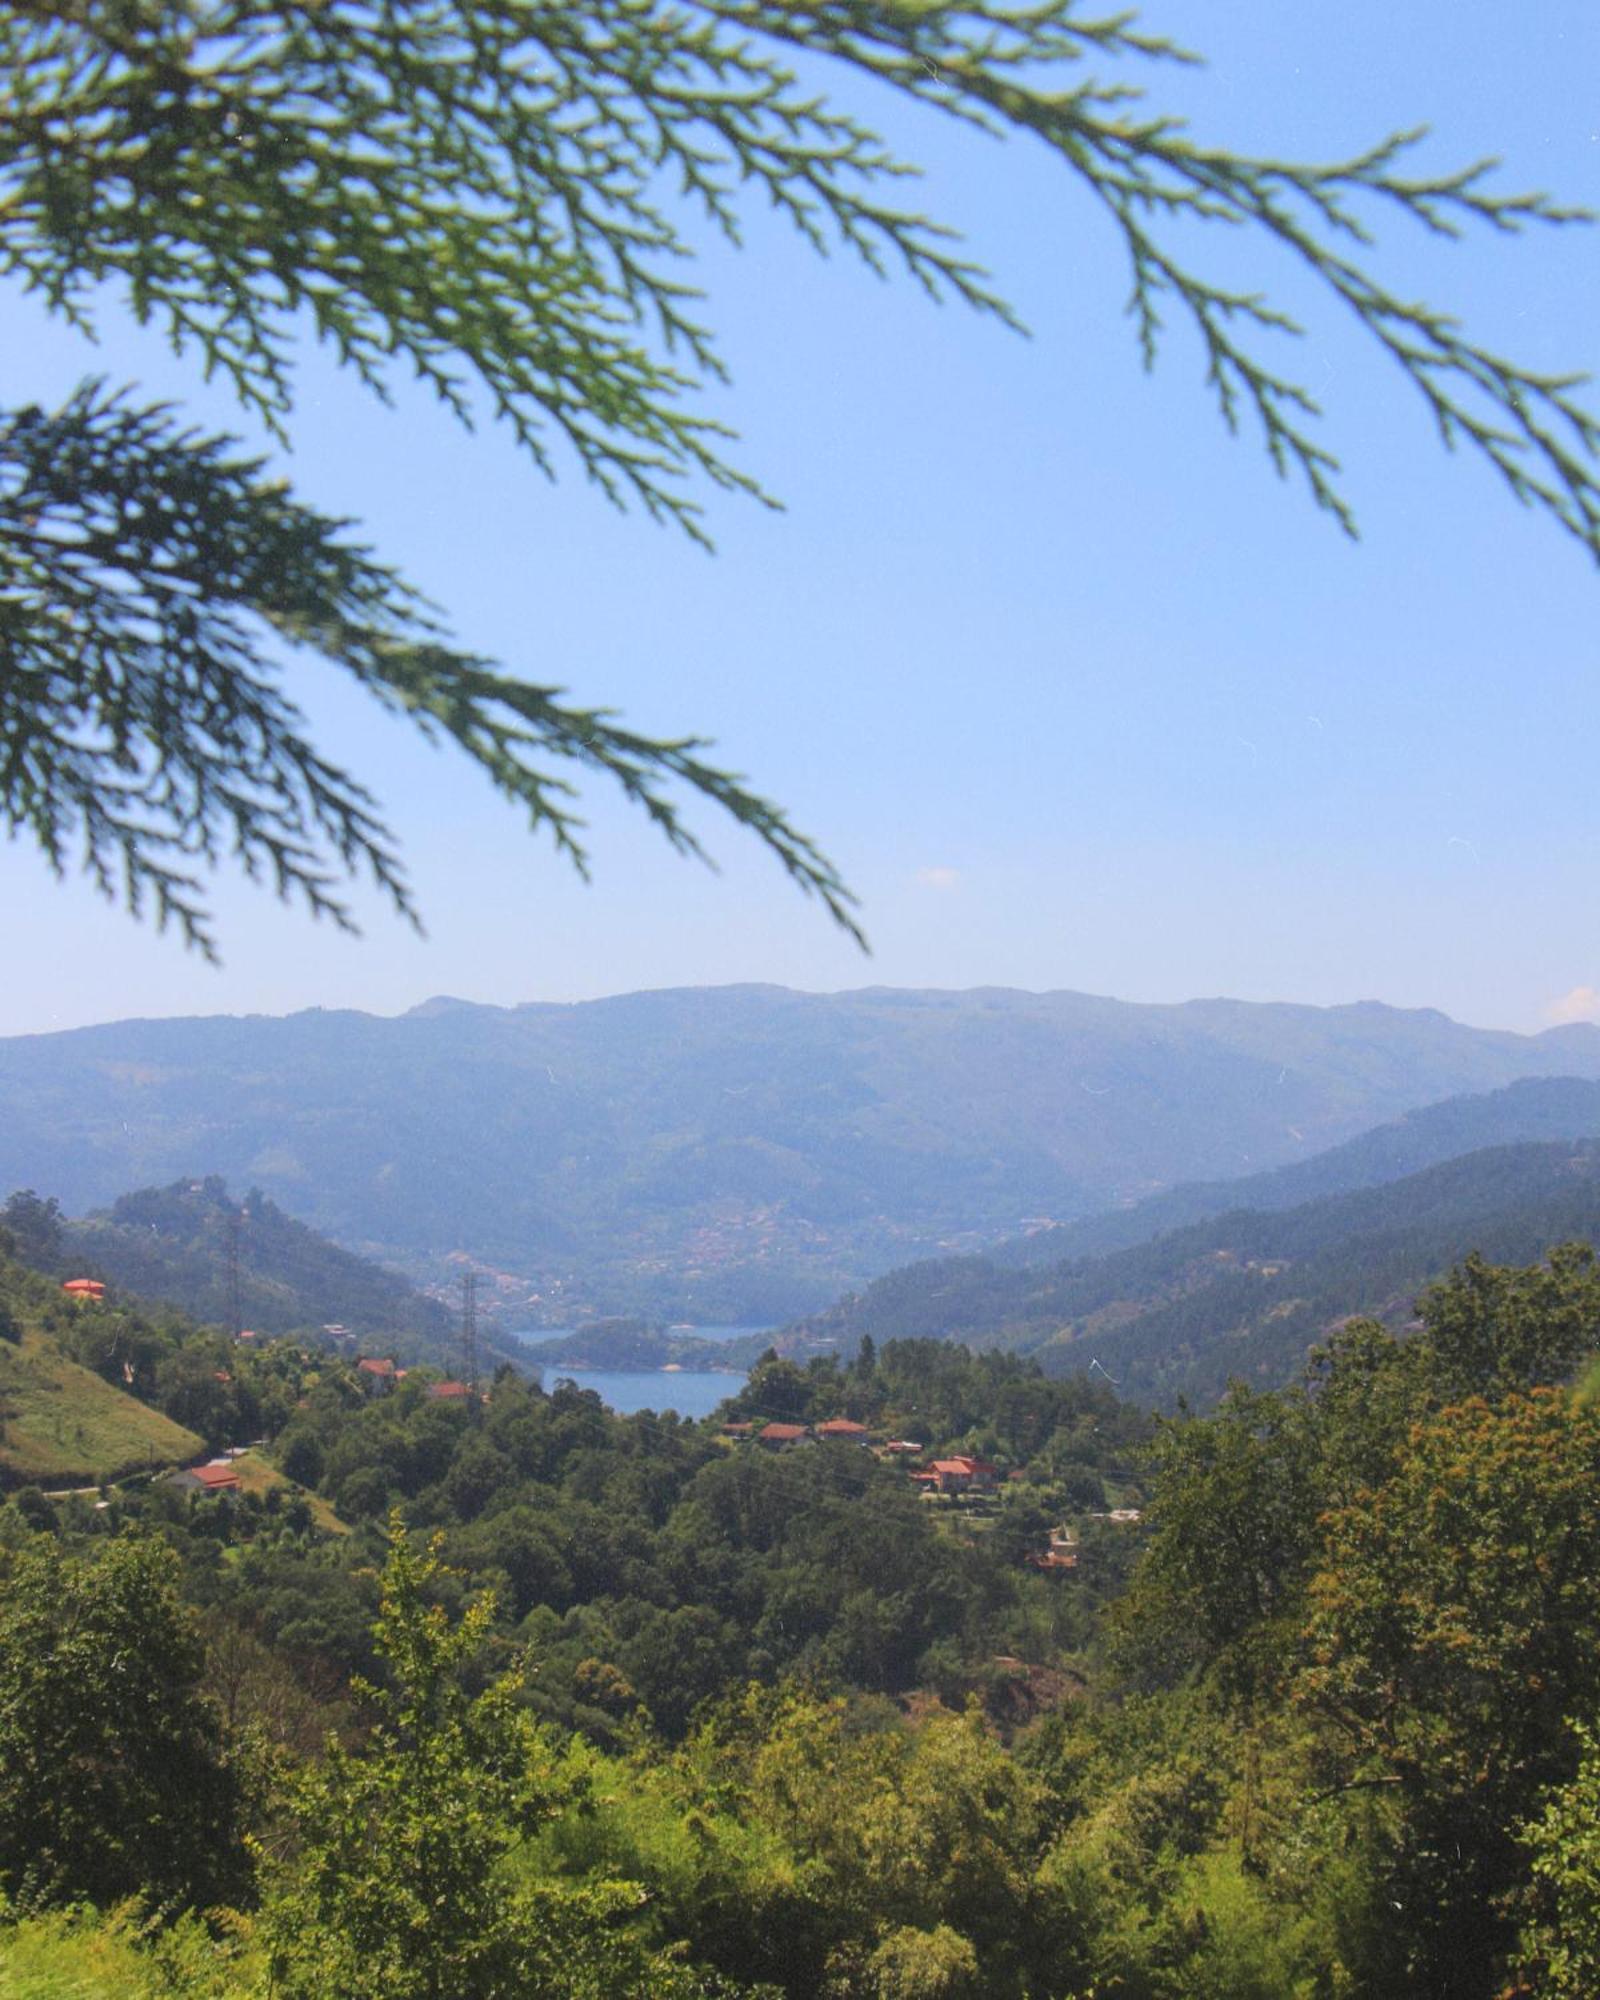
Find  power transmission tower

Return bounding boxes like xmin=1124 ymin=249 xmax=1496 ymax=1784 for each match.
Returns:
xmin=460 ymin=1271 xmax=480 ymax=1394
xmin=226 ymin=1208 xmax=242 ymax=1340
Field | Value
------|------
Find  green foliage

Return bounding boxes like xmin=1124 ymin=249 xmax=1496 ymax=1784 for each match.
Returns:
xmin=1104 ymin=1250 xmax=1600 ymax=1997
xmin=262 ymin=1517 xmax=740 ymax=1999
xmin=3 ymin=3 xmax=1595 ymax=952
xmin=9 ymin=1243 xmax=1600 ymax=2000
xmin=539 ymin=1685 xmax=1054 ymax=1997
xmin=1298 ymin=1388 xmax=1600 ymax=1994
xmin=0 ymin=1900 xmax=261 ymax=2000
xmin=1520 ymin=1719 xmax=1600 ymax=1998
xmin=863 ymin=1925 xmax=979 ymax=2000
xmin=5 ymin=0 xmax=1591 ymax=543
xmin=1116 ymin=1384 xmax=1318 ymax=1700
xmin=0 ymin=1534 xmax=247 ymax=1911
xmin=0 ymin=1194 xmax=63 ymax=1271
xmin=0 ymin=385 xmax=857 ymax=955
xmin=1419 ymin=1241 xmax=1600 ymax=1398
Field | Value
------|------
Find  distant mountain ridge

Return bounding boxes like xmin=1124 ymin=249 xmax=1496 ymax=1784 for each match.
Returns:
xmin=996 ymin=1074 xmax=1600 ymax=1266
xmin=792 ymin=1121 xmax=1600 ymax=1408
xmin=2 ymin=985 xmax=1598 ymax=1321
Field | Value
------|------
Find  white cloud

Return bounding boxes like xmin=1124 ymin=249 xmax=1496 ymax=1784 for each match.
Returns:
xmin=1547 ymin=986 xmax=1600 ymax=1025
xmin=915 ymin=866 xmax=962 ymax=893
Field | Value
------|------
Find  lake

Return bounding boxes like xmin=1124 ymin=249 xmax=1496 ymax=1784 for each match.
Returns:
xmin=541 ymin=1367 xmax=746 ymax=1420
xmin=510 ymin=1324 xmax=767 ymax=1418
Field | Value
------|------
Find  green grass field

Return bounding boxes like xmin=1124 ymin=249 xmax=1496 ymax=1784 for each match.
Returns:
xmin=0 ymin=1331 xmax=203 ymax=1488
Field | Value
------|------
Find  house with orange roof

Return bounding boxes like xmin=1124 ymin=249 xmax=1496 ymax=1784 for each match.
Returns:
xmin=165 ymin=1461 xmax=241 ymax=1498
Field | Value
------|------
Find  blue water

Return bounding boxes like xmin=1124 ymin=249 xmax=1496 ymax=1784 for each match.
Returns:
xmin=510 ymin=1325 xmax=768 ymax=1419
xmin=544 ymin=1367 xmax=746 ymax=1420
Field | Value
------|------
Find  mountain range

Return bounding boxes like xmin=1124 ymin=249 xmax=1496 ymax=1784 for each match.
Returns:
xmin=3 ymin=986 xmax=1600 ymax=1321
xmin=788 ymin=1073 xmax=1600 ymax=1405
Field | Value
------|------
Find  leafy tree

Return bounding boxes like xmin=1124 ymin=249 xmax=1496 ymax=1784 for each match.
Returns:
xmin=1419 ymin=1242 xmax=1600 ymax=1401
xmin=3 ymin=2 xmax=1596 ymax=953
xmin=263 ymin=1516 xmax=742 ymax=1998
xmin=1 ymin=1190 xmax=64 ymax=1270
xmin=864 ymin=1924 xmax=980 ymax=2000
xmin=1115 ymin=1383 xmax=1319 ymax=1700
xmin=0 ymin=1532 xmax=247 ymax=1910
xmin=1297 ymin=1388 xmax=1600 ymax=1997
xmin=1520 ymin=1719 xmax=1600 ymax=1999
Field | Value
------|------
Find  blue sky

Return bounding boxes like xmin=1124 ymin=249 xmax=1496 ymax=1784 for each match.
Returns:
xmin=5 ymin=0 xmax=1598 ymax=1038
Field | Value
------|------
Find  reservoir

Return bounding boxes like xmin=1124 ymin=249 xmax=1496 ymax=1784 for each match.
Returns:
xmin=545 ymin=1367 xmax=745 ymax=1420
xmin=510 ymin=1324 xmax=768 ymax=1418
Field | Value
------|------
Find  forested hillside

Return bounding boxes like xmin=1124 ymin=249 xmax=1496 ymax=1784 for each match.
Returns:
xmin=795 ymin=1138 xmax=1600 ymax=1407
xmin=6 ymin=1226 xmax=1600 ymax=1997
xmin=3 ymin=987 xmax=1598 ymax=1321
xmin=2 ymin=1179 xmax=461 ymax=1363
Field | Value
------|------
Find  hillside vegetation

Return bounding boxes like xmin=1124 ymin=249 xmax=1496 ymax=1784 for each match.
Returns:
xmin=3 ymin=987 xmax=1599 ymax=1321
xmin=6 ymin=1247 xmax=1600 ymax=1998
xmin=795 ymin=1137 xmax=1600 ymax=1407
xmin=2 ymin=1178 xmax=476 ymax=1374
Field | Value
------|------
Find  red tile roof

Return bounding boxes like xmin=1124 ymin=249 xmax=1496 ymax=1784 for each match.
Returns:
xmin=357 ymin=1357 xmax=397 ymax=1376
xmin=427 ymin=1380 xmax=473 ymax=1399
xmin=758 ymin=1422 xmax=809 ymax=1442
xmin=191 ymin=1462 xmax=240 ymax=1490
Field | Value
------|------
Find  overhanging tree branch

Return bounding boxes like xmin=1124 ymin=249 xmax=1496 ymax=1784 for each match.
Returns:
xmin=0 ymin=387 xmax=863 ymax=955
xmin=0 ymin=1 xmax=1594 ymax=953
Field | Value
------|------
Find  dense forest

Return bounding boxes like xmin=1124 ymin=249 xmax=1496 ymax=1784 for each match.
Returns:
xmin=5 ymin=1190 xmax=1600 ymax=1997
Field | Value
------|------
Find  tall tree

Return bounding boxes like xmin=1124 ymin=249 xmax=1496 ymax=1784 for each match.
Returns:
xmin=0 ymin=1532 xmax=247 ymax=1910
xmin=2 ymin=3 xmax=1595 ymax=953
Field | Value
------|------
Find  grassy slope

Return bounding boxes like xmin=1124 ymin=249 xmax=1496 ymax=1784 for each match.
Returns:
xmin=0 ymin=1329 xmax=202 ymax=1488
xmin=230 ymin=1449 xmax=348 ymax=1535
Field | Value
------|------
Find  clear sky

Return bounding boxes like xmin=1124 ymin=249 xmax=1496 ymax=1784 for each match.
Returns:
xmin=5 ymin=1 xmax=1598 ymax=1039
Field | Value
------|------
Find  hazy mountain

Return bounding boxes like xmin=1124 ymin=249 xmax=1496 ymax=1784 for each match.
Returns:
xmin=795 ymin=1138 xmax=1600 ymax=1409
xmin=996 ymin=1073 xmax=1600 ymax=1266
xmin=2 ymin=985 xmax=1597 ymax=1321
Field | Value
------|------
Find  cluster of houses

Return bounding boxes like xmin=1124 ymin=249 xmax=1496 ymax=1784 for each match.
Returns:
xmin=354 ymin=1355 xmax=476 ymax=1401
xmin=718 ymin=1416 xmax=1002 ymax=1495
